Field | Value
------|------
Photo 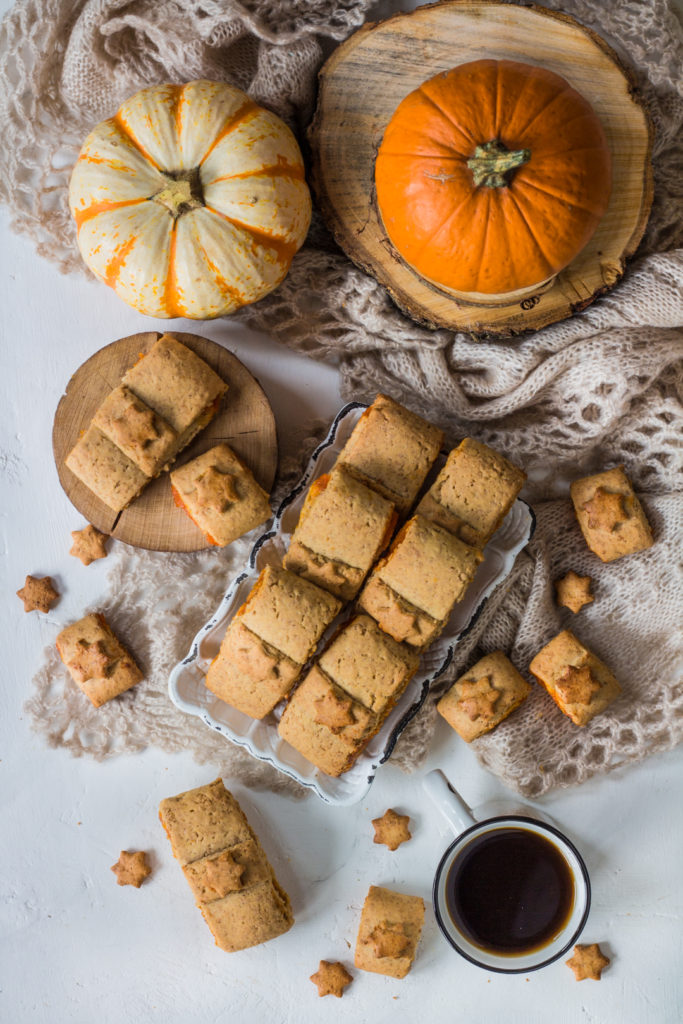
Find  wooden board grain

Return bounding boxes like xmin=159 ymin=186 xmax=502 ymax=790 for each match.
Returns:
xmin=309 ymin=0 xmax=653 ymax=336
xmin=53 ymin=332 xmax=277 ymax=552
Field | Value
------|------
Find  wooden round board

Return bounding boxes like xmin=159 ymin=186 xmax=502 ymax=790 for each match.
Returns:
xmin=309 ymin=0 xmax=653 ymax=336
xmin=53 ymin=332 xmax=278 ymax=552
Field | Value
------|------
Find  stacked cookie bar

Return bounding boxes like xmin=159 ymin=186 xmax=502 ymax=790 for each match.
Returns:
xmin=159 ymin=778 xmax=293 ymax=952
xmin=66 ymin=334 xmax=227 ymax=512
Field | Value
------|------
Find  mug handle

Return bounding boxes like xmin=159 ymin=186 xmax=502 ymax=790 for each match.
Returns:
xmin=422 ymin=769 xmax=476 ymax=836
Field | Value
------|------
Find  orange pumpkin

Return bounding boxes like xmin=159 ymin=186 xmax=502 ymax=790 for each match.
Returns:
xmin=375 ymin=59 xmax=612 ymax=300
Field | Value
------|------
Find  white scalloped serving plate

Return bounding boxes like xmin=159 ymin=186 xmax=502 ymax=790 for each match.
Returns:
xmin=169 ymin=402 xmax=535 ymax=805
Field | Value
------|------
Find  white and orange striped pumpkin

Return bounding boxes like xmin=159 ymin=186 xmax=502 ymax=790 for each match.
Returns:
xmin=69 ymin=81 xmax=312 ymax=319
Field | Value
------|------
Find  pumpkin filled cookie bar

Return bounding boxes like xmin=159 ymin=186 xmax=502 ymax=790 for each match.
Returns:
xmin=355 ymin=885 xmax=425 ymax=979
xmin=205 ymin=566 xmax=341 ymax=719
xmin=122 ymin=333 xmax=227 ymax=455
xmin=317 ymin=614 xmax=419 ymax=717
xmin=358 ymin=515 xmax=483 ymax=649
xmin=92 ymin=384 xmax=178 ymax=477
xmin=529 ymin=629 xmax=621 ymax=727
xmin=277 ymin=666 xmax=380 ymax=777
xmin=437 ymin=650 xmax=531 ymax=742
xmin=159 ymin=779 xmax=293 ymax=952
xmin=337 ymin=394 xmax=444 ymax=515
xmin=417 ymin=438 xmax=526 ymax=548
xmin=277 ymin=616 xmax=418 ymax=776
xmin=570 ymin=465 xmax=654 ymax=562
xmin=283 ymin=466 xmax=397 ymax=601
xmin=171 ymin=443 xmax=271 ymax=547
xmin=56 ymin=612 xmax=143 ymax=707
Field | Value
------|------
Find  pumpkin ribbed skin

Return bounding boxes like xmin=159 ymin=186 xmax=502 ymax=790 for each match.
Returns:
xmin=375 ymin=60 xmax=612 ymax=297
xmin=69 ymin=81 xmax=312 ymax=318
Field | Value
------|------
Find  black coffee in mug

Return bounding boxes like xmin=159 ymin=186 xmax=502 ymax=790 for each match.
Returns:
xmin=445 ymin=826 xmax=575 ymax=955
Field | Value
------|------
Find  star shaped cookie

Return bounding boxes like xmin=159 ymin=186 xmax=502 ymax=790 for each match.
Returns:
xmin=369 ymin=922 xmax=410 ymax=959
xmin=457 ymin=675 xmax=500 ymax=722
xmin=566 ymin=942 xmax=610 ymax=980
xmin=195 ymin=467 xmax=239 ymax=513
xmin=203 ymin=850 xmax=245 ymax=897
xmin=111 ymin=850 xmax=151 ymax=888
xmin=556 ymin=664 xmax=601 ymax=706
xmin=70 ymin=639 xmax=113 ymax=682
xmin=16 ymin=575 xmax=59 ymax=613
xmin=372 ymin=808 xmax=412 ymax=851
xmin=70 ymin=524 xmax=109 ymax=566
xmin=582 ymin=488 xmax=627 ymax=532
xmin=310 ymin=960 xmax=353 ymax=998
xmin=555 ymin=571 xmax=594 ymax=614
xmin=314 ymin=690 xmax=355 ymax=730
xmin=110 ymin=402 xmax=159 ymax=453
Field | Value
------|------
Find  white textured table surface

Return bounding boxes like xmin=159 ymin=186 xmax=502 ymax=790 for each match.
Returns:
xmin=1 ymin=7 xmax=682 ymax=1024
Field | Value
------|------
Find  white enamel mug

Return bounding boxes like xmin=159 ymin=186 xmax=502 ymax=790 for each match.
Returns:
xmin=423 ymin=770 xmax=591 ymax=973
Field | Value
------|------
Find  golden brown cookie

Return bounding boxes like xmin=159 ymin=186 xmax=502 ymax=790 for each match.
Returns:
xmin=565 ymin=943 xmax=610 ymax=980
xmin=354 ymin=885 xmax=425 ymax=979
xmin=70 ymin=524 xmax=109 ymax=565
xmin=310 ymin=960 xmax=353 ymax=998
xmin=437 ymin=651 xmax=531 ymax=742
xmin=337 ymin=393 xmax=444 ymax=515
xmin=111 ymin=850 xmax=151 ymax=888
xmin=277 ymin=666 xmax=378 ymax=777
xmin=570 ymin=466 xmax=654 ymax=562
xmin=16 ymin=575 xmax=59 ymax=613
xmin=170 ymin=444 xmax=271 ymax=548
xmin=417 ymin=437 xmax=526 ymax=548
xmin=56 ymin=612 xmax=143 ymax=707
xmin=372 ymin=809 xmax=412 ymax=851
xmin=529 ymin=630 xmax=621 ymax=727
xmin=555 ymin=571 xmax=593 ymax=614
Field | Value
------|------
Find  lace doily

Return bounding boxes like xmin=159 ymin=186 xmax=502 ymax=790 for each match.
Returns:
xmin=3 ymin=0 xmax=681 ymax=796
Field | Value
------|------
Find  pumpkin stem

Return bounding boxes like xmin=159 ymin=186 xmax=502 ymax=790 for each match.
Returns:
xmin=467 ymin=140 xmax=530 ymax=188
xmin=153 ymin=168 xmax=204 ymax=217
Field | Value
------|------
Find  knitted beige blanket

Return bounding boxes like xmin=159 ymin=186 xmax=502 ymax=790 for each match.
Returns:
xmin=3 ymin=0 xmax=681 ymax=797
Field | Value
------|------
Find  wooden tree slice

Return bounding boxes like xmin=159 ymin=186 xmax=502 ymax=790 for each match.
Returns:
xmin=309 ymin=0 xmax=653 ymax=336
xmin=53 ymin=332 xmax=277 ymax=552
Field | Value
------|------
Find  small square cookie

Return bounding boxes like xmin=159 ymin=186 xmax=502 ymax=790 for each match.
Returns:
xmin=171 ymin=444 xmax=271 ymax=547
xmin=529 ymin=630 xmax=622 ymax=727
xmin=122 ymin=333 xmax=227 ymax=446
xmin=65 ymin=425 xmax=150 ymax=512
xmin=318 ymin=615 xmax=419 ymax=716
xmin=277 ymin=666 xmax=379 ymax=777
xmin=238 ymin=566 xmax=341 ymax=666
xmin=200 ymin=879 xmax=293 ymax=953
xmin=417 ymin=438 xmax=526 ymax=548
xmin=205 ymin=619 xmax=301 ymax=719
xmin=358 ymin=515 xmax=483 ymax=649
xmin=355 ymin=885 xmax=425 ymax=979
xmin=92 ymin=385 xmax=178 ymax=477
xmin=283 ymin=467 xmax=397 ymax=601
xmin=337 ymin=394 xmax=444 ymax=514
xmin=570 ymin=466 xmax=654 ymax=562
xmin=436 ymin=650 xmax=531 ymax=742
xmin=56 ymin=612 xmax=143 ymax=707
